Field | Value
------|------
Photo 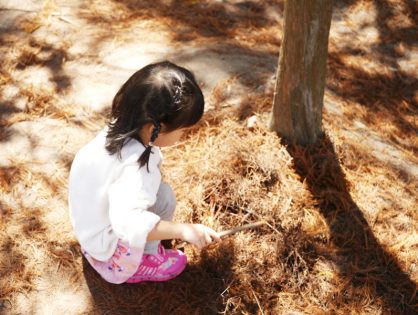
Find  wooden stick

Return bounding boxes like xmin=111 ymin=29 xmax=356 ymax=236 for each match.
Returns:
xmin=218 ymin=221 xmax=266 ymax=237
xmin=176 ymin=221 xmax=266 ymax=248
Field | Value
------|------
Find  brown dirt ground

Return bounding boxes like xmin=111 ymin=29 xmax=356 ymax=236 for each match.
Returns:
xmin=0 ymin=0 xmax=417 ymax=314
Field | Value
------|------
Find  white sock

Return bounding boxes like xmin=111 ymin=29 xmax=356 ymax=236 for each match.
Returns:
xmin=144 ymin=240 xmax=160 ymax=254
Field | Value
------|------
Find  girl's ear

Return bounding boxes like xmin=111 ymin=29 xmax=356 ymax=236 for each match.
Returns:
xmin=146 ymin=123 xmax=154 ymax=135
xmin=138 ymin=123 xmax=154 ymax=144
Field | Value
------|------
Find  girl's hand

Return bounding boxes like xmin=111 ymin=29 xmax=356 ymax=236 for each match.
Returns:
xmin=180 ymin=223 xmax=221 ymax=249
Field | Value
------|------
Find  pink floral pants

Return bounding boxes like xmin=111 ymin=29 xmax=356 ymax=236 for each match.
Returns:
xmin=83 ymin=240 xmax=143 ymax=284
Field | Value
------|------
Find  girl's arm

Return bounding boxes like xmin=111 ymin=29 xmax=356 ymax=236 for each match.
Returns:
xmin=147 ymin=220 xmax=221 ymax=249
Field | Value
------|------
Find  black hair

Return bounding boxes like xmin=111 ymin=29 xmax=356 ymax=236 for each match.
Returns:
xmin=105 ymin=61 xmax=204 ymax=171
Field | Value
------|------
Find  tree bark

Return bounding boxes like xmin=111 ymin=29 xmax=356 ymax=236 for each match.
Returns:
xmin=269 ymin=0 xmax=333 ymax=146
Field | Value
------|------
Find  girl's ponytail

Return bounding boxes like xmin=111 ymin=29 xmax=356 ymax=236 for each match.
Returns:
xmin=138 ymin=120 xmax=161 ymax=172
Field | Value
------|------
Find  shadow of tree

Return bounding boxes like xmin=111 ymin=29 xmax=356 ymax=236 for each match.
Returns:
xmin=326 ymin=0 xmax=418 ymax=154
xmin=108 ymin=0 xmax=282 ymax=41
xmin=0 ymin=165 xmax=48 ymax=311
xmin=286 ymin=135 xmax=417 ymax=314
xmin=0 ymin=235 xmax=31 ymax=313
xmin=327 ymin=51 xmax=418 ymax=145
xmin=170 ymin=41 xmax=278 ymax=86
xmin=0 ymin=30 xmax=74 ymax=146
xmin=75 ymin=0 xmax=283 ymax=101
xmin=83 ymin=240 xmax=236 ymax=314
xmin=372 ymin=0 xmax=418 ymax=66
xmin=15 ymin=38 xmax=72 ymax=93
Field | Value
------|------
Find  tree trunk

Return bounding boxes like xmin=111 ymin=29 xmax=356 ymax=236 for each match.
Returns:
xmin=269 ymin=0 xmax=333 ymax=146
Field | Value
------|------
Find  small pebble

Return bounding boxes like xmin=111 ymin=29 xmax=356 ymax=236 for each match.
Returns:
xmin=247 ymin=115 xmax=258 ymax=130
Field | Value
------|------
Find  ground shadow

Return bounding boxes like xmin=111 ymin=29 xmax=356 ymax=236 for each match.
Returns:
xmin=327 ymin=51 xmax=418 ymax=146
xmin=77 ymin=0 xmax=282 ymax=100
xmin=0 ymin=236 xmax=30 ymax=313
xmin=108 ymin=0 xmax=283 ymax=41
xmin=83 ymin=240 xmax=236 ymax=314
xmin=0 ymin=31 xmax=73 ymax=146
xmin=286 ymin=135 xmax=417 ymax=314
xmin=327 ymin=0 xmax=418 ymax=154
xmin=15 ymin=38 xmax=72 ymax=93
xmin=372 ymin=0 xmax=418 ymax=67
xmin=0 ymin=164 xmax=51 ymax=313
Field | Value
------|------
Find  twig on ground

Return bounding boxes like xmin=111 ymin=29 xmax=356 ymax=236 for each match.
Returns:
xmin=218 ymin=221 xmax=266 ymax=237
xmin=0 ymin=8 xmax=38 ymax=12
xmin=251 ymin=289 xmax=265 ymax=315
xmin=240 ymin=207 xmax=283 ymax=235
xmin=50 ymin=13 xmax=75 ymax=25
xmin=176 ymin=221 xmax=266 ymax=248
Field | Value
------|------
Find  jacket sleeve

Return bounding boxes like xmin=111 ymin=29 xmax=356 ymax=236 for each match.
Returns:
xmin=108 ymin=157 xmax=161 ymax=249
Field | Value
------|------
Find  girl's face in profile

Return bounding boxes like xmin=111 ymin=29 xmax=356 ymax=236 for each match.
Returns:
xmin=139 ymin=123 xmax=187 ymax=147
xmin=154 ymin=128 xmax=185 ymax=147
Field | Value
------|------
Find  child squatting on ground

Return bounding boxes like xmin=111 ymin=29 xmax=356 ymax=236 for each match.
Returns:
xmin=68 ymin=61 xmax=221 ymax=284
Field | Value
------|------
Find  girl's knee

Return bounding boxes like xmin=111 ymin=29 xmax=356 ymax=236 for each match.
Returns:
xmin=157 ymin=183 xmax=176 ymax=219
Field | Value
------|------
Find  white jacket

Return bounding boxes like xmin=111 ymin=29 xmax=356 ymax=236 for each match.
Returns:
xmin=68 ymin=129 xmax=161 ymax=261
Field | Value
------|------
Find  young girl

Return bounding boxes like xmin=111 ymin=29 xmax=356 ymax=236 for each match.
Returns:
xmin=68 ymin=61 xmax=220 ymax=284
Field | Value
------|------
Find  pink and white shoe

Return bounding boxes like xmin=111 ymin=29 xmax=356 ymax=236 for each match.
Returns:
xmin=126 ymin=243 xmax=187 ymax=283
